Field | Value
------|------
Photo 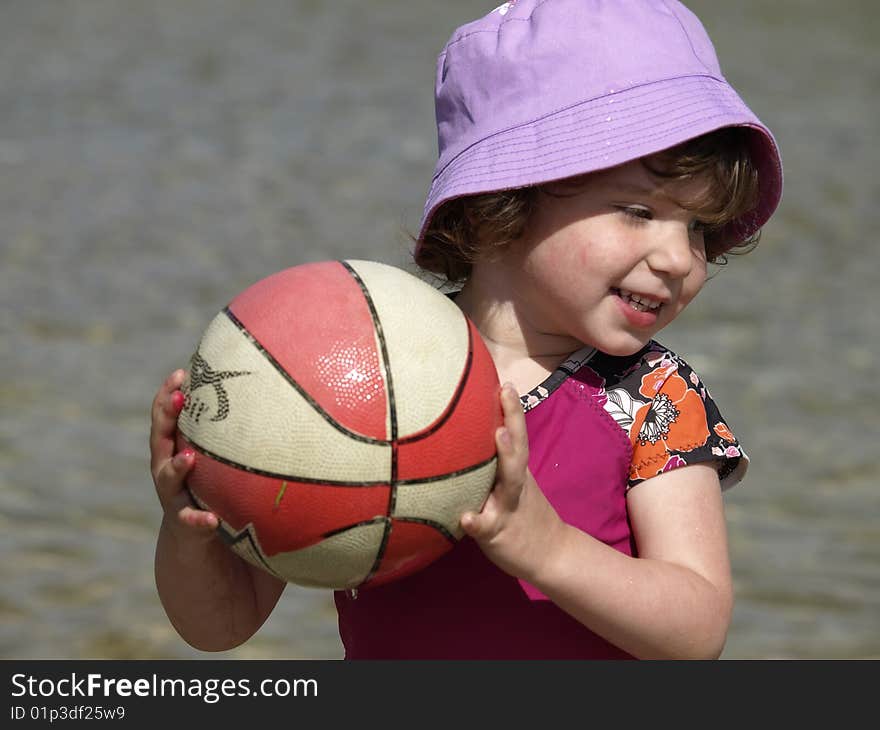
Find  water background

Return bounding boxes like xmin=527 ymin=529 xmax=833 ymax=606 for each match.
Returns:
xmin=1 ymin=0 xmax=877 ymax=659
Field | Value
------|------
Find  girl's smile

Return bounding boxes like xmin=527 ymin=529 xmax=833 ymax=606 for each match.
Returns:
xmin=612 ymin=287 xmax=665 ymax=329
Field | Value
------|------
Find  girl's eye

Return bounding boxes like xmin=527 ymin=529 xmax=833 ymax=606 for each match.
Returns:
xmin=619 ymin=206 xmax=652 ymax=223
xmin=688 ymin=219 xmax=709 ymax=235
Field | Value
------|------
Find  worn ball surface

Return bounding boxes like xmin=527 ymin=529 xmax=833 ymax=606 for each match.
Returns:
xmin=176 ymin=259 xmax=501 ymax=589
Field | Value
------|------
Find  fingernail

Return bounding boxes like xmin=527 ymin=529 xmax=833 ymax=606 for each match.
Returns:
xmin=174 ymin=449 xmax=195 ymax=467
xmin=498 ymin=428 xmax=512 ymax=447
xmin=171 ymin=391 xmax=186 ymax=411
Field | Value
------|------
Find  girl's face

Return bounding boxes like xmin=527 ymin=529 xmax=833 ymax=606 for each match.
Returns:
xmin=502 ymin=158 xmax=711 ymax=357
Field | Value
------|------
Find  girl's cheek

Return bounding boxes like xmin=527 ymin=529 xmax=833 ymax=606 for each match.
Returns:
xmin=682 ymin=273 xmax=707 ymax=306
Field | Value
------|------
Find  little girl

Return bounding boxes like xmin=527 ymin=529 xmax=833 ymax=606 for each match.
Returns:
xmin=150 ymin=0 xmax=782 ymax=659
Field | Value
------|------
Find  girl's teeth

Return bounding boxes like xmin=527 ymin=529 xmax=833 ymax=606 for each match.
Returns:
xmin=618 ymin=289 xmax=661 ymax=311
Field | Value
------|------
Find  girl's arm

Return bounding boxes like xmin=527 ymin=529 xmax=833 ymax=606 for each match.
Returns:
xmin=151 ymin=370 xmax=286 ymax=651
xmin=461 ymin=384 xmax=733 ymax=660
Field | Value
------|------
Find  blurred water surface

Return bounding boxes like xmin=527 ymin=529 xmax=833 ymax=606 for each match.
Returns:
xmin=1 ymin=0 xmax=877 ymax=659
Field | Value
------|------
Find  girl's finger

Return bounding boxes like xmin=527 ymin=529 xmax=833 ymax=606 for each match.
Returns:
xmin=500 ymin=383 xmax=529 ymax=451
xmin=154 ymin=448 xmax=195 ymax=506
xmin=460 ymin=509 xmax=489 ymax=540
xmin=177 ymin=505 xmax=219 ymax=532
xmin=166 ymin=368 xmax=187 ymax=391
xmin=150 ymin=370 xmax=186 ymax=423
xmin=149 ymin=371 xmax=187 ymax=472
xmin=492 ymin=384 xmax=529 ymax=504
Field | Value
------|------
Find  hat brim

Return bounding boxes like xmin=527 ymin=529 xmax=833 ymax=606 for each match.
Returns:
xmin=417 ymin=74 xmax=782 ymax=253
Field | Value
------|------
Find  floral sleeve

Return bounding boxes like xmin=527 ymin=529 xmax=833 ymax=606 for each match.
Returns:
xmin=610 ymin=347 xmax=748 ymax=491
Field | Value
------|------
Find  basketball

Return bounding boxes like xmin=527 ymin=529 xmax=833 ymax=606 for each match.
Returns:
xmin=175 ymin=259 xmax=502 ymax=590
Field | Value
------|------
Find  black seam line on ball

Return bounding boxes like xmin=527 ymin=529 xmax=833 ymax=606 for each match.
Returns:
xmin=322 ymin=515 xmax=388 ymax=539
xmin=394 ymin=517 xmax=457 ymax=543
xmin=365 ymin=518 xmax=393 ymax=586
xmin=322 ymin=516 xmax=456 ymax=587
xmin=323 ymin=517 xmax=455 ymax=544
xmin=339 ymin=261 xmax=400 ymax=535
xmin=181 ymin=439 xmax=392 ymax=487
xmin=180 ymin=438 xmax=497 ymax=487
xmin=339 ymin=261 xmax=399 ymax=445
xmin=361 ymin=517 xmax=456 ymax=587
xmin=395 ymin=454 xmax=498 ymax=484
xmin=340 ymin=261 xmax=397 ymax=586
xmin=202 ymin=509 xmax=283 ymax=579
xmin=396 ymin=322 xmax=475 ymax=445
xmin=222 ymin=306 xmax=391 ymax=446
xmin=185 ymin=482 xmax=270 ymax=566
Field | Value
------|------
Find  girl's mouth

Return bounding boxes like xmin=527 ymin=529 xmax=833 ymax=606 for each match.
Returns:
xmin=612 ymin=288 xmax=663 ymax=313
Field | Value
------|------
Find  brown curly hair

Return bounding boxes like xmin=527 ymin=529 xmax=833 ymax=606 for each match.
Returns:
xmin=415 ymin=127 xmax=761 ymax=284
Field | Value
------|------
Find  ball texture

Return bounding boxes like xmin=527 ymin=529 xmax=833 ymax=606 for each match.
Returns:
xmin=176 ymin=259 xmax=501 ymax=589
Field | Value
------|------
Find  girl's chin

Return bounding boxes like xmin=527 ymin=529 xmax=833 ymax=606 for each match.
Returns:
xmin=587 ymin=327 xmax=654 ymax=357
xmin=598 ymin=340 xmax=651 ymax=357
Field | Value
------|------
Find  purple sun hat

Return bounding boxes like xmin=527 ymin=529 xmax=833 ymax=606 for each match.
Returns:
xmin=415 ymin=0 xmax=783 ymax=257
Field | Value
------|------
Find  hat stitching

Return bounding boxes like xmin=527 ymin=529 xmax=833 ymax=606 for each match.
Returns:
xmin=659 ymin=0 xmax=712 ymax=73
xmin=433 ymin=74 xmax=732 ymax=181
xmin=430 ymin=108 xmax=748 ymax=194
xmin=440 ymin=97 xmax=737 ymax=175
xmin=433 ymin=80 xmax=741 ymax=182
xmin=442 ymin=0 xmax=551 ymax=51
xmin=441 ymin=17 xmax=533 ymax=53
xmin=438 ymin=82 xmax=735 ymax=161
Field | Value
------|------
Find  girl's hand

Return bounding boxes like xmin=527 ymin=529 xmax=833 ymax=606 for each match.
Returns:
xmin=460 ymin=383 xmax=565 ymax=581
xmin=149 ymin=369 xmax=218 ymax=537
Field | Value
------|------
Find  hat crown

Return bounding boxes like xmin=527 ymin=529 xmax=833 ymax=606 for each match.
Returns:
xmin=435 ymin=0 xmax=723 ymax=170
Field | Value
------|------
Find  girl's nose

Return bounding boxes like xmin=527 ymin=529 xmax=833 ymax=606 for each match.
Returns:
xmin=646 ymin=223 xmax=695 ymax=279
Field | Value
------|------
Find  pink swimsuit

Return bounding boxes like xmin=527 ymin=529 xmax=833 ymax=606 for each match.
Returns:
xmin=335 ymin=342 xmax=746 ymax=659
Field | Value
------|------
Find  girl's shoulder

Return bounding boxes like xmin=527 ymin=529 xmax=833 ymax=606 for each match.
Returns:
xmin=522 ymin=341 xmax=748 ymax=490
xmin=590 ymin=341 xmax=748 ymax=490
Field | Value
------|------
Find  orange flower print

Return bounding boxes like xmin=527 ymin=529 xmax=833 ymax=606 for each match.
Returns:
xmin=637 ymin=356 xmax=677 ymax=399
xmin=629 ymin=369 xmax=710 ymax=482
xmin=638 ymin=366 xmax=673 ymax=399
xmin=713 ymin=422 xmax=735 ymax=442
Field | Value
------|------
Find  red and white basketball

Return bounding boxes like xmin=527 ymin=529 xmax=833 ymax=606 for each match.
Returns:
xmin=176 ymin=259 xmax=502 ymax=590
